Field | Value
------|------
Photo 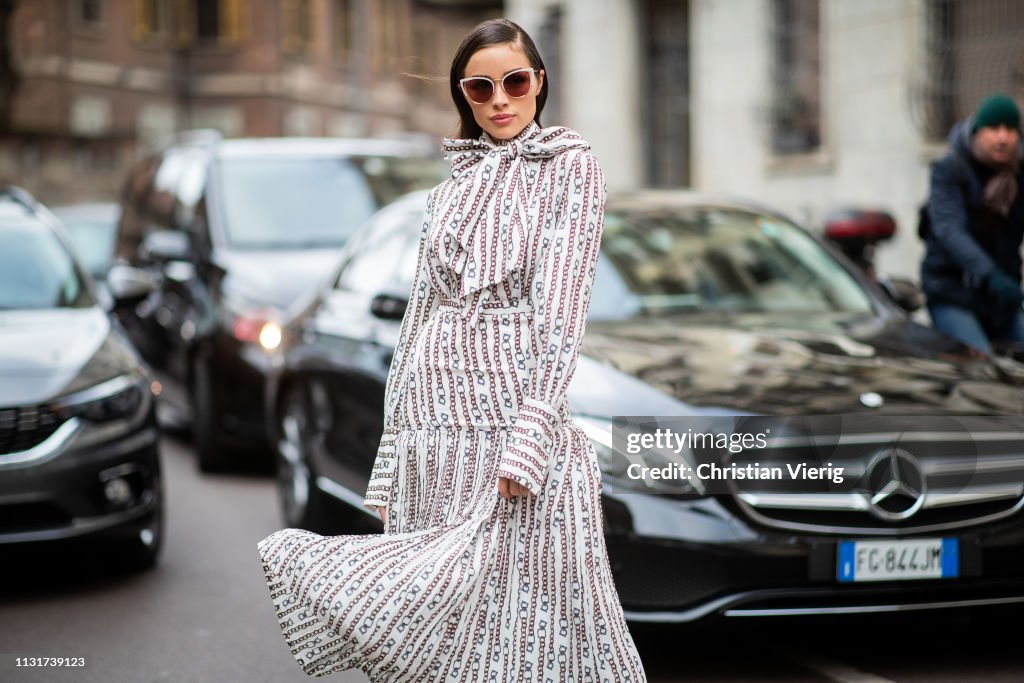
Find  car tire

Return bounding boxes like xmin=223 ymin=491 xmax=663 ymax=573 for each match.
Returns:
xmin=192 ymin=356 xmax=231 ymax=473
xmin=276 ymin=383 xmax=335 ymax=534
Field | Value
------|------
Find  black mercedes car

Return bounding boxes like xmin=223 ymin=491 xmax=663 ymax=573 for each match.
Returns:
xmin=114 ymin=131 xmax=446 ymax=471
xmin=264 ymin=189 xmax=1024 ymax=621
xmin=0 ymin=186 xmax=163 ymax=570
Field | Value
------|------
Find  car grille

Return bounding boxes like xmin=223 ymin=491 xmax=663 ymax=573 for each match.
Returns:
xmin=0 ymin=406 xmax=65 ymax=455
xmin=727 ymin=421 xmax=1024 ymax=536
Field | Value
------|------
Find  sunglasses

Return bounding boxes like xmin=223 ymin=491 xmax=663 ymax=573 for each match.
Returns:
xmin=459 ymin=67 xmax=538 ymax=105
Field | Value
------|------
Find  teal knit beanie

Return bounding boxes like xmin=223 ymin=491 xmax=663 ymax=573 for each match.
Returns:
xmin=972 ymin=94 xmax=1021 ymax=133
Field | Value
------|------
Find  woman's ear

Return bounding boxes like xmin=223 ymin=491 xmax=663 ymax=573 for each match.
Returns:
xmin=536 ymin=69 xmax=545 ymax=93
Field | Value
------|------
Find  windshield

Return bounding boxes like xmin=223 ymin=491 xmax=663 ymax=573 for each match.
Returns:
xmin=56 ymin=217 xmax=117 ymax=278
xmin=589 ymin=206 xmax=874 ymax=320
xmin=216 ymin=155 xmax=444 ymax=249
xmin=0 ymin=220 xmax=93 ymax=310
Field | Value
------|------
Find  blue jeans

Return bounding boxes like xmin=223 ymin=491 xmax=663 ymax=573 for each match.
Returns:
xmin=928 ymin=303 xmax=1024 ymax=354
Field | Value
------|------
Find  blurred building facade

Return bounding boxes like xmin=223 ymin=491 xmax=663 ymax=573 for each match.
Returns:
xmin=508 ymin=0 xmax=1024 ymax=281
xmin=0 ymin=0 xmax=500 ymax=203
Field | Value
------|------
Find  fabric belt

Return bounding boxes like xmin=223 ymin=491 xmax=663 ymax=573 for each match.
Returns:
xmin=438 ymin=296 xmax=532 ymax=325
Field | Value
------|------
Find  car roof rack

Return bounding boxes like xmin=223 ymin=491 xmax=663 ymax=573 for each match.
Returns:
xmin=0 ymin=184 xmax=40 ymax=213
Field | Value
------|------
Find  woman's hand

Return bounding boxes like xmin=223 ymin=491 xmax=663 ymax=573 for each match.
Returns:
xmin=375 ymin=505 xmax=387 ymax=526
xmin=498 ymin=476 xmax=534 ymax=500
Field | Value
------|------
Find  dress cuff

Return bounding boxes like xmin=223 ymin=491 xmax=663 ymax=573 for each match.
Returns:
xmin=363 ymin=428 xmax=398 ymax=511
xmin=499 ymin=398 xmax=561 ymax=496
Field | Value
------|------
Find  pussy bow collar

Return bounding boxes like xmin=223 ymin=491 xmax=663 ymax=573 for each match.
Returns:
xmin=435 ymin=121 xmax=590 ymax=304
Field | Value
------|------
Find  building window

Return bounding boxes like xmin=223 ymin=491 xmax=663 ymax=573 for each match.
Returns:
xmin=913 ymin=0 xmax=1024 ymax=142
xmin=375 ymin=0 xmax=398 ymax=73
xmin=134 ymin=0 xmax=168 ymax=41
xmin=196 ymin=1 xmax=220 ymax=41
xmin=70 ymin=0 xmax=104 ymax=30
xmin=77 ymin=0 xmax=103 ymax=24
xmin=770 ymin=0 xmax=821 ymax=155
xmin=177 ymin=0 xmax=244 ymax=47
xmin=333 ymin=0 xmax=352 ymax=64
xmin=283 ymin=0 xmax=313 ymax=54
xmin=644 ymin=0 xmax=690 ymax=186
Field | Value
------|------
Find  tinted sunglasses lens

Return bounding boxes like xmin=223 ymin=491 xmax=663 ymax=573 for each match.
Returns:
xmin=503 ymin=71 xmax=532 ymax=97
xmin=463 ymin=78 xmax=493 ymax=103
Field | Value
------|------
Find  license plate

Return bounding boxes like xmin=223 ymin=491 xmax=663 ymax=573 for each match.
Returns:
xmin=837 ymin=538 xmax=958 ymax=582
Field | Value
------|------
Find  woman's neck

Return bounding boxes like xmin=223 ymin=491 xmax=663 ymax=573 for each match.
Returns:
xmin=483 ymin=120 xmax=538 ymax=146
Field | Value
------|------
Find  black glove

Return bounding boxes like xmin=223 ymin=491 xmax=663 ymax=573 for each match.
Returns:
xmin=985 ymin=269 xmax=1024 ymax=313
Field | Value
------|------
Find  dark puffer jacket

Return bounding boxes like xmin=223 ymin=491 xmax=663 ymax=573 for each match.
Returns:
xmin=920 ymin=117 xmax=1024 ymax=310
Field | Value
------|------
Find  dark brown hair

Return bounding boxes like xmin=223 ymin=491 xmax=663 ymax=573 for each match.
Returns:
xmin=449 ymin=19 xmax=549 ymax=140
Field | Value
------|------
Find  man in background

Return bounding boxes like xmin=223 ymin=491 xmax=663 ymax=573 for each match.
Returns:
xmin=921 ymin=93 xmax=1024 ymax=354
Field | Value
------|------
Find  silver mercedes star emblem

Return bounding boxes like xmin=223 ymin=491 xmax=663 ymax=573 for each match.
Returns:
xmin=860 ymin=448 xmax=926 ymax=521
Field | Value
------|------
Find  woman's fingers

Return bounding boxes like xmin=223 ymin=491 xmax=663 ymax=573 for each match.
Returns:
xmin=498 ymin=476 xmax=534 ymax=499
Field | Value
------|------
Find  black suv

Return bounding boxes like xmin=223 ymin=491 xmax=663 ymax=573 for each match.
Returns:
xmin=115 ymin=131 xmax=446 ymax=471
xmin=0 ymin=186 xmax=163 ymax=570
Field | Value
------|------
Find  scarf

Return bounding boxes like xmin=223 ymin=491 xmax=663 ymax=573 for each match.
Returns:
xmin=971 ymin=135 xmax=1021 ymax=217
xmin=434 ymin=121 xmax=590 ymax=312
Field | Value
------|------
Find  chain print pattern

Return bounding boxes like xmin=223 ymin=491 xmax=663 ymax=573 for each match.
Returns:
xmin=258 ymin=122 xmax=647 ymax=681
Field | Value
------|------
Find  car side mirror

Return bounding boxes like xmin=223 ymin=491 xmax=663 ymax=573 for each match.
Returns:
xmin=106 ymin=263 xmax=157 ymax=307
xmin=140 ymin=229 xmax=191 ymax=263
xmin=878 ymin=276 xmax=924 ymax=313
xmin=369 ymin=293 xmax=408 ymax=321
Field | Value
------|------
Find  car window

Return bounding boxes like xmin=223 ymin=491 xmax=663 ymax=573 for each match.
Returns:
xmin=335 ymin=206 xmax=419 ymax=295
xmin=117 ymin=155 xmax=161 ymax=259
xmin=593 ymin=207 xmax=873 ymax=317
xmin=348 ymin=156 xmax=448 ymax=208
xmin=0 ymin=219 xmax=93 ymax=310
xmin=394 ymin=229 xmax=422 ymax=291
xmin=57 ymin=217 xmax=117 ymax=278
xmin=174 ymin=149 xmax=210 ymax=230
xmin=216 ymin=157 xmax=378 ymax=249
xmin=146 ymin=148 xmax=194 ymax=230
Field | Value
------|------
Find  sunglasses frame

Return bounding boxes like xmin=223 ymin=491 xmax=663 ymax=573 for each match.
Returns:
xmin=459 ymin=67 xmax=539 ymax=105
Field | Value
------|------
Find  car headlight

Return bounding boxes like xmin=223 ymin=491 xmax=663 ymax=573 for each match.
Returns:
xmin=221 ymin=297 xmax=284 ymax=352
xmin=574 ymin=415 xmax=705 ymax=496
xmin=54 ymin=374 xmax=149 ymax=423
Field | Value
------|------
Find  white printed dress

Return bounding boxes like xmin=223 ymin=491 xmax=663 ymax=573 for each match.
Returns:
xmin=257 ymin=121 xmax=647 ymax=682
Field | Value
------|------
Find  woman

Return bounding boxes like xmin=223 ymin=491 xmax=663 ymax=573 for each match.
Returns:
xmin=258 ymin=18 xmax=647 ymax=682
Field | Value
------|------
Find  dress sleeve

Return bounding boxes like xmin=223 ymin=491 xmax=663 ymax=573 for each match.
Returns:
xmin=498 ymin=151 xmax=607 ymax=496
xmin=363 ymin=190 xmax=441 ymax=511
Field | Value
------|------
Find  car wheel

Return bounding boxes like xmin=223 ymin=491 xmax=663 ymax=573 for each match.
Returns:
xmin=276 ymin=383 xmax=334 ymax=533
xmin=192 ymin=356 xmax=231 ymax=473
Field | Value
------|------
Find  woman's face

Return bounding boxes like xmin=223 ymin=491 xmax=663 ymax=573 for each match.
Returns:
xmin=462 ymin=43 xmax=544 ymax=140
